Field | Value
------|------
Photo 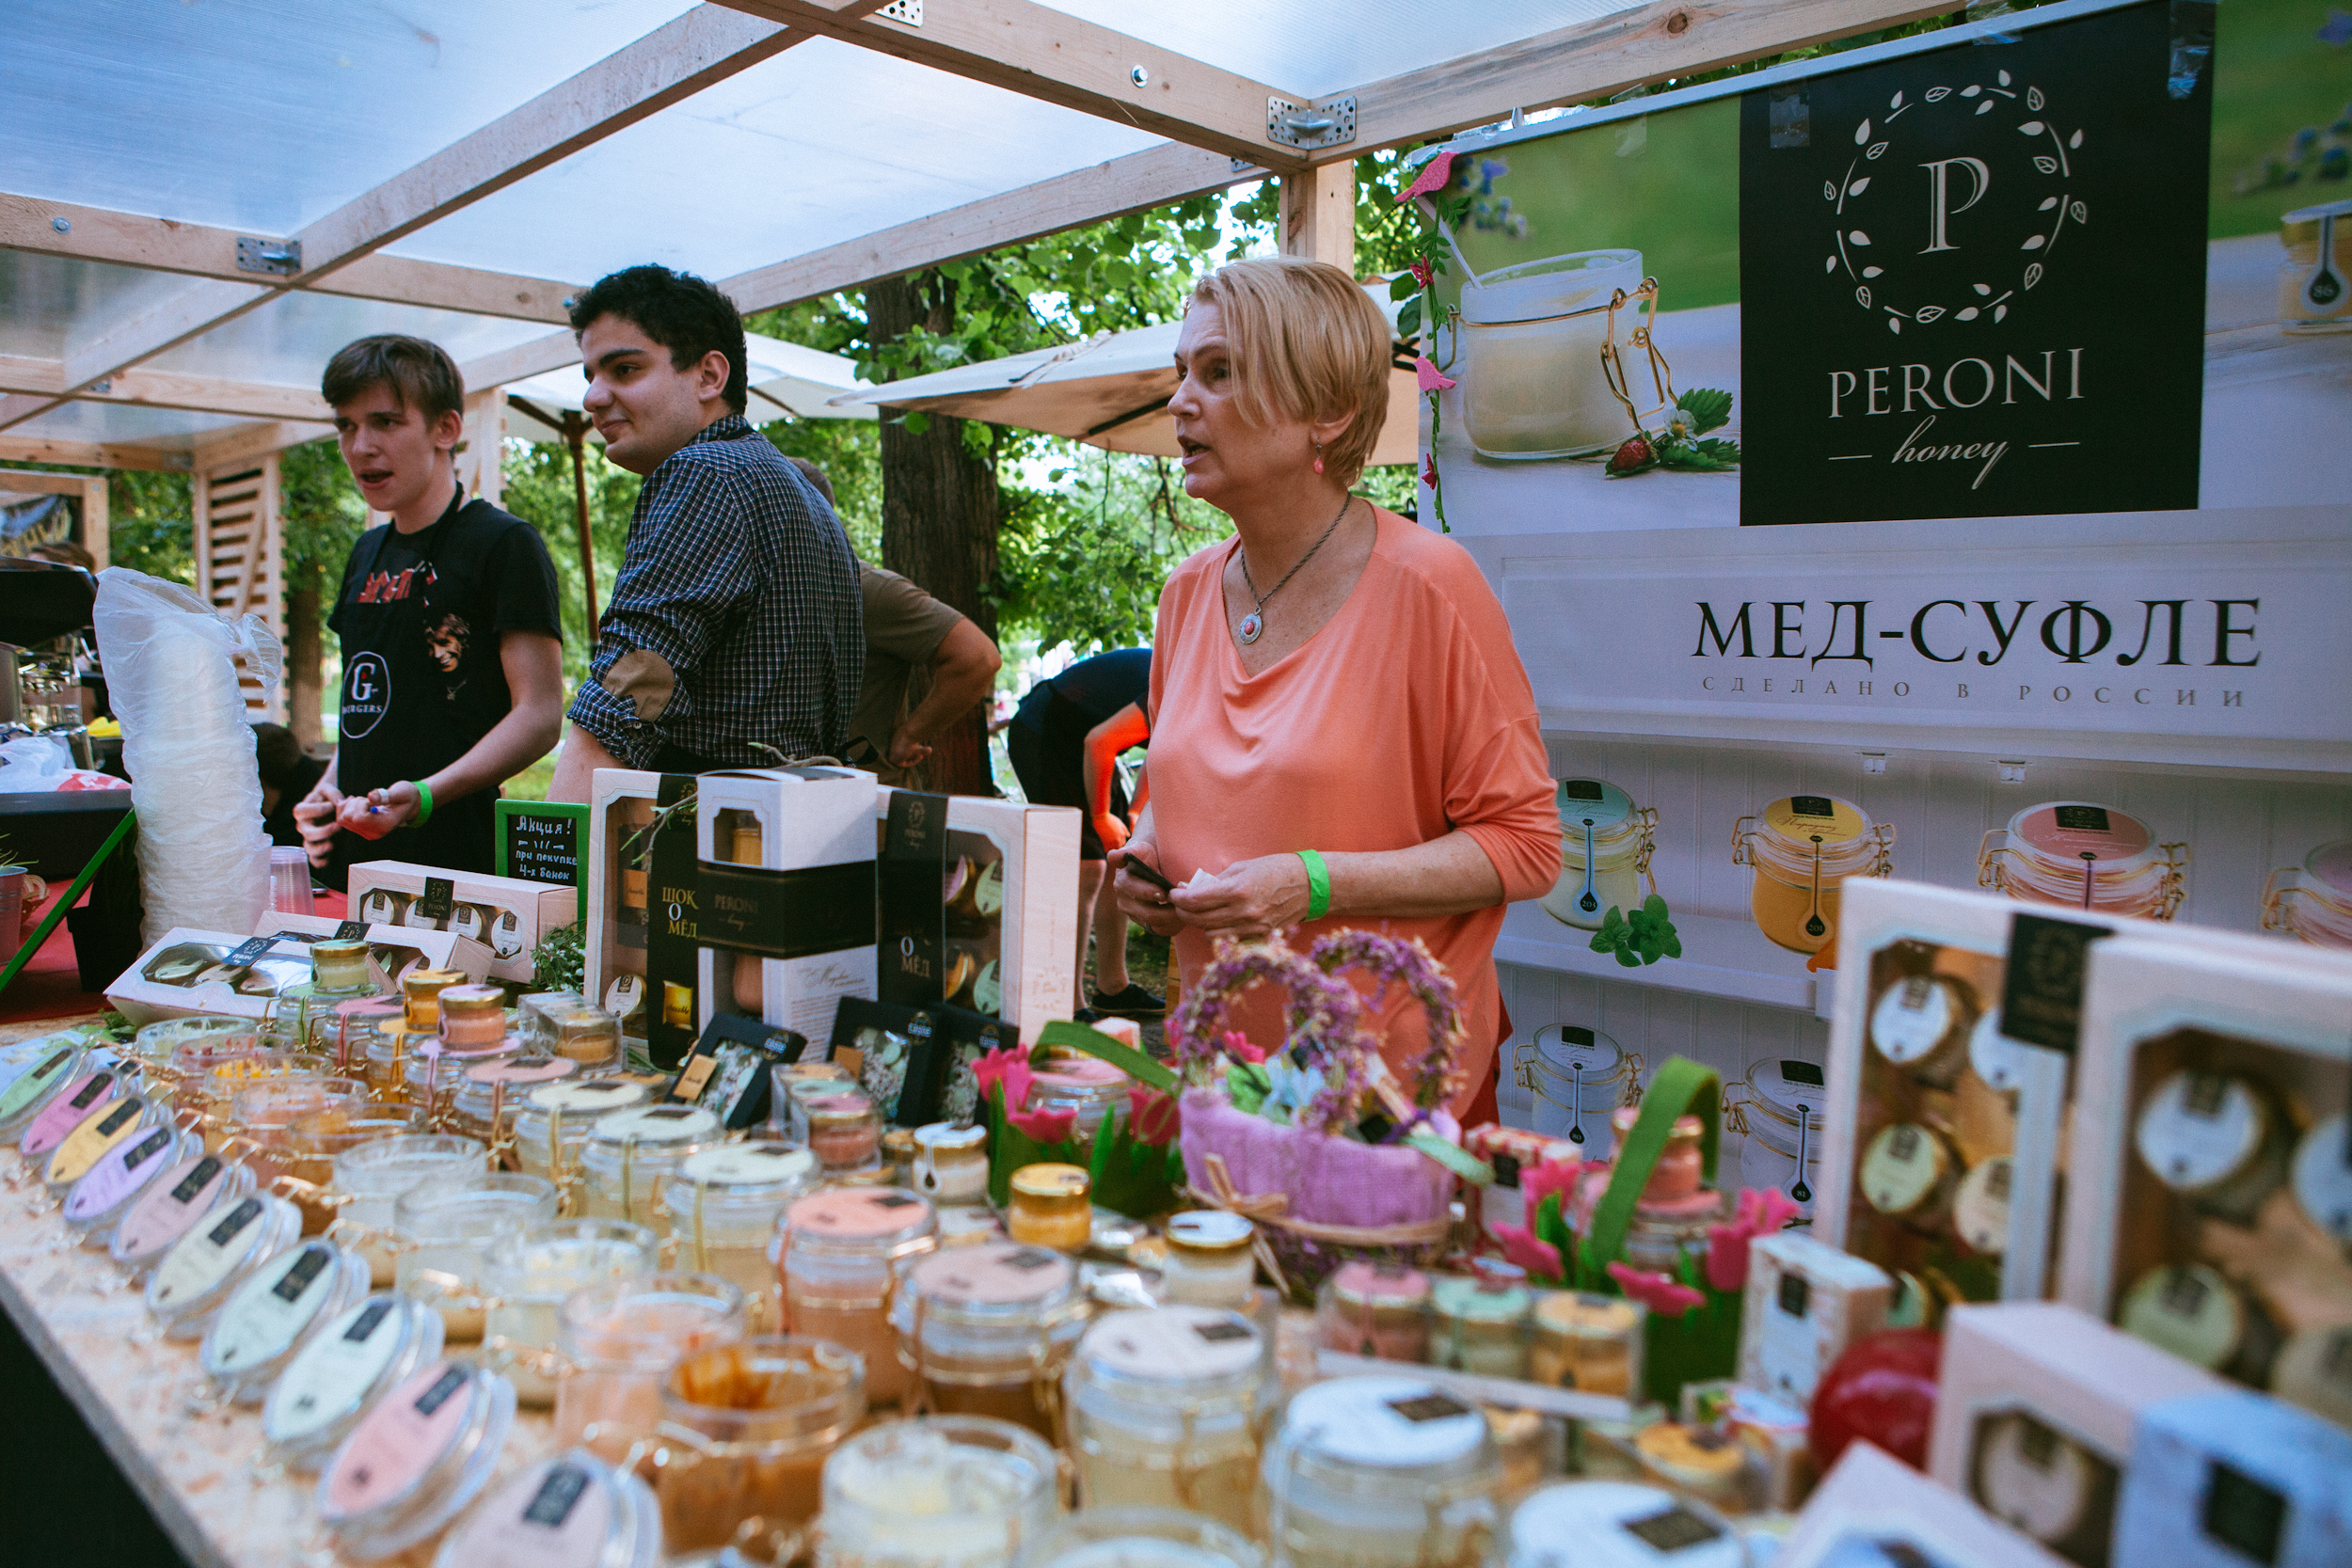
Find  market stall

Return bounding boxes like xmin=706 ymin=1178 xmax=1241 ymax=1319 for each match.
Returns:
xmin=3 ymin=1 xmax=2349 ymax=1566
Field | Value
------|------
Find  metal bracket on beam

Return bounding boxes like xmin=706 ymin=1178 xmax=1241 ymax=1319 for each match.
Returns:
xmin=236 ymin=237 xmax=302 ymax=277
xmin=1265 ymin=96 xmax=1356 ymax=151
xmin=876 ymin=0 xmax=920 ymax=24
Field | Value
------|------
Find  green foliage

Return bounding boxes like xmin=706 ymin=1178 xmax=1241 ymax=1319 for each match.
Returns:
xmin=105 ymin=468 xmax=197 ymax=584
xmin=1589 ymin=894 xmax=1683 ymax=967
xmin=994 ymin=447 xmax=1233 ymax=653
xmin=532 ymin=920 xmax=585 ymax=992
xmin=1087 ymin=1104 xmax=1186 ymax=1219
xmin=499 ymin=437 xmax=643 ymax=689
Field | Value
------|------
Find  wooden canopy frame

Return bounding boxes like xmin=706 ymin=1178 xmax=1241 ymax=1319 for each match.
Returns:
xmin=0 ymin=0 xmax=1947 ymax=472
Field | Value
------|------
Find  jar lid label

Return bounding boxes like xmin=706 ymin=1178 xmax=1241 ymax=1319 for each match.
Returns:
xmin=2134 ymin=1070 xmax=2265 ymax=1192
xmin=263 ymin=1296 xmax=408 ymax=1445
xmin=910 ymin=1242 xmax=1073 ymax=1306
xmin=788 ymin=1185 xmax=934 ymax=1238
xmin=1082 ymin=1305 xmax=1261 ymax=1381
xmin=325 ymin=1362 xmax=474 ymax=1515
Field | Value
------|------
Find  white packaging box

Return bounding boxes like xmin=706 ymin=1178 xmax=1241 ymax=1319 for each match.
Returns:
xmin=1776 ymin=1440 xmax=2074 ymax=1568
xmin=341 ymin=859 xmax=575 ymax=982
xmin=874 ymin=786 xmax=1081 ymax=1046
xmin=1928 ymin=1302 xmax=2226 ymax=1568
xmin=253 ymin=911 xmax=471 ymax=986
xmin=106 ymin=927 xmax=319 ymax=1025
xmin=2115 ymin=1390 xmax=2352 ymax=1568
xmin=583 ymin=768 xmax=664 ymax=1038
xmin=2058 ymin=937 xmax=2352 ymax=1363
xmin=1821 ymin=879 xmax=2328 ymax=1302
xmin=696 ymin=766 xmax=880 ymax=1049
xmin=1738 ymin=1230 xmax=1893 ymax=1407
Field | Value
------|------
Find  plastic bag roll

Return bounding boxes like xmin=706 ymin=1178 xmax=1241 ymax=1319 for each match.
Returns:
xmin=92 ymin=567 xmax=280 ymax=942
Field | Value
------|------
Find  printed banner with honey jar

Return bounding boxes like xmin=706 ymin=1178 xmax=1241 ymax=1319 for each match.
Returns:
xmin=1419 ymin=0 xmax=2352 ymax=533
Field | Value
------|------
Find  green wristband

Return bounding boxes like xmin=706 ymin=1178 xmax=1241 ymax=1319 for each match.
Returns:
xmin=410 ymin=779 xmax=434 ymax=826
xmin=1297 ymin=849 xmax=1330 ymax=922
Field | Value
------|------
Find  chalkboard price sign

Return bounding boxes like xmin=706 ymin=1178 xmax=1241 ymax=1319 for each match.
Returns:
xmin=496 ymin=800 xmax=589 ymax=921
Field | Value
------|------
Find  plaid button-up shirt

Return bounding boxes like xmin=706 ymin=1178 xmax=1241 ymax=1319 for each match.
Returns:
xmin=567 ymin=416 xmax=863 ymax=769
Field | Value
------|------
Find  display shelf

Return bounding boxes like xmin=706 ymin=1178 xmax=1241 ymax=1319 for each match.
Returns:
xmin=1494 ymin=899 xmax=1818 ymax=1014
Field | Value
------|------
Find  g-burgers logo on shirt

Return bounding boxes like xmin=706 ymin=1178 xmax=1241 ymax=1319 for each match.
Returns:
xmin=342 ymin=652 xmax=390 ymax=739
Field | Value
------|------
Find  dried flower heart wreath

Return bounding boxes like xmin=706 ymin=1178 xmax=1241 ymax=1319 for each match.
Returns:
xmin=1168 ymin=929 xmax=1481 ymax=1179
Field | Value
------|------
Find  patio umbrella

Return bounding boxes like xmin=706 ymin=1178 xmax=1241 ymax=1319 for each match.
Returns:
xmin=826 ymin=291 xmax=1422 ymax=467
xmin=501 ymin=331 xmax=876 ymax=441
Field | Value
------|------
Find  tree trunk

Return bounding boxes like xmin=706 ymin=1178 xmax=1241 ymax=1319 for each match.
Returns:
xmin=286 ymin=562 xmax=325 ymax=749
xmin=869 ymin=271 xmax=1002 ymax=797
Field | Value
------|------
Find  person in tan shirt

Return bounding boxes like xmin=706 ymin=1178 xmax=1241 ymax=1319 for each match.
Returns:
xmin=786 ymin=459 xmax=1001 ymax=787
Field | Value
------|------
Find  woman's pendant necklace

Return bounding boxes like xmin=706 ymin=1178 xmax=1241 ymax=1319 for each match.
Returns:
xmin=1236 ymin=495 xmax=1353 ymax=648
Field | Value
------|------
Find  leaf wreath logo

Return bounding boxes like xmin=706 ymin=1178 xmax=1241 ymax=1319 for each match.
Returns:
xmin=1824 ymin=70 xmax=2089 ymax=335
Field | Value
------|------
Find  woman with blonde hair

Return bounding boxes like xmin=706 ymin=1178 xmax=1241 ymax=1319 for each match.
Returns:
xmin=1112 ymin=257 xmax=1560 ymax=1117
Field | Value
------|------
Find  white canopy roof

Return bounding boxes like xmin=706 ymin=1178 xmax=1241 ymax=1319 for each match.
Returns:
xmin=0 ymin=0 xmax=1909 ymax=472
xmin=503 ymin=331 xmax=874 ymax=443
xmin=830 ymin=287 xmax=1418 ymax=464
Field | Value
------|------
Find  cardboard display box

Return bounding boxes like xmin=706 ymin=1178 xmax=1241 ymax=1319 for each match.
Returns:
xmin=342 ymin=859 xmax=574 ymax=983
xmin=583 ymin=768 xmax=664 ymax=1044
xmin=2060 ymin=938 xmax=2352 ymax=1405
xmin=253 ymin=911 xmax=472 ymax=988
xmin=106 ymin=927 xmax=321 ymax=1025
xmin=1928 ymin=1303 xmax=2227 ymax=1568
xmin=693 ymin=767 xmax=879 ymax=1058
xmin=875 ymin=787 xmax=1080 ymax=1046
xmin=1775 ymin=1441 xmax=2073 ymax=1568
xmin=1821 ymin=879 xmax=2333 ymax=1306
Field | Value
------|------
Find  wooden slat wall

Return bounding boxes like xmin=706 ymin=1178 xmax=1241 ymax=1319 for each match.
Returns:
xmin=190 ymin=452 xmax=285 ymax=721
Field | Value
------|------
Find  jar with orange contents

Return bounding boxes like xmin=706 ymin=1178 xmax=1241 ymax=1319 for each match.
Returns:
xmin=890 ymin=1242 xmax=1089 ymax=1437
xmin=777 ymin=1186 xmax=937 ymax=1408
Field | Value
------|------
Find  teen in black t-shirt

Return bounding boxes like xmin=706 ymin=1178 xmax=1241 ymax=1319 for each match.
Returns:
xmin=294 ymin=336 xmax=565 ymax=886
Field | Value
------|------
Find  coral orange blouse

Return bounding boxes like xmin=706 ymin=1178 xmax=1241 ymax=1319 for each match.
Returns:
xmin=1147 ymin=506 xmax=1562 ymax=1114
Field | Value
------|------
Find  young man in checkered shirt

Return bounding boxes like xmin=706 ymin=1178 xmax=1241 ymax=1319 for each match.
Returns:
xmin=548 ymin=265 xmax=863 ymax=797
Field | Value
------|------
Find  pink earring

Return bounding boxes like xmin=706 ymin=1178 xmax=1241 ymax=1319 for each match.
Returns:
xmin=1312 ymin=443 xmax=1325 ymax=475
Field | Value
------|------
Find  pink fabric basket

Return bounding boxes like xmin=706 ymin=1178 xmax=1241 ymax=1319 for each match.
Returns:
xmin=1178 ymin=1086 xmax=1453 ymax=1229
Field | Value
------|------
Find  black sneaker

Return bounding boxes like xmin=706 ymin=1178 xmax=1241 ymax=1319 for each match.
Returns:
xmin=1089 ymin=983 xmax=1167 ymax=1019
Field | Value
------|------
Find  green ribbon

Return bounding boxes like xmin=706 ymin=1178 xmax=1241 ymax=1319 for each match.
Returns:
xmin=1577 ymin=1055 xmax=1721 ymax=1290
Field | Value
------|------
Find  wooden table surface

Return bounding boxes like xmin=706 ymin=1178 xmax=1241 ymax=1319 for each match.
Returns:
xmin=0 ymin=1013 xmax=554 ymax=1568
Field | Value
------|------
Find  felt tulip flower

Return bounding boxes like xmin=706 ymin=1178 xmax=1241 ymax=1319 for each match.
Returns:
xmin=1608 ymin=1260 xmax=1707 ymax=1318
xmin=1705 ymin=1186 xmax=1805 ymax=1292
xmin=1126 ymin=1085 xmax=1181 ymax=1148
xmin=1219 ymin=1029 xmax=1266 ymax=1066
xmin=1399 ymin=150 xmax=1455 ymax=201
xmin=1006 ymin=1103 xmax=1079 ymax=1145
xmin=1414 ymin=356 xmax=1457 ymax=393
xmin=973 ymin=1045 xmax=1035 ymax=1117
xmin=1519 ymin=1156 xmax=1583 ymax=1216
xmin=1488 ymin=1221 xmax=1564 ymax=1283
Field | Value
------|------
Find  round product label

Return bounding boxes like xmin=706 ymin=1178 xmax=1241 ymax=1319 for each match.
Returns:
xmin=64 ymin=1125 xmax=178 ymax=1222
xmin=435 ymin=1455 xmax=615 ymax=1568
xmin=2010 ymin=800 xmax=2153 ymax=861
xmin=1553 ymin=777 xmax=1636 ymax=834
xmin=490 ymin=910 xmax=527 ymax=960
xmin=1972 ymin=1412 xmax=2095 ymax=1544
xmin=113 ymin=1154 xmax=235 ymax=1262
xmin=1081 ymin=1305 xmax=1261 ymax=1383
xmin=20 ymin=1071 xmax=119 ymax=1157
xmin=2119 ymin=1265 xmax=2243 ymax=1370
xmin=590 ymin=1103 xmax=717 ymax=1147
xmin=449 ymin=905 xmax=485 ymax=942
xmin=2133 ymin=1071 xmax=2265 ymax=1192
xmin=973 ymin=860 xmax=1005 ymax=917
xmin=149 ymin=1195 xmax=271 ymax=1312
xmin=529 ymin=1078 xmax=647 ymax=1115
xmin=205 ymin=1243 xmax=342 ymax=1375
xmin=677 ymin=1142 xmax=816 ymax=1188
xmin=47 ymin=1096 xmax=152 ymax=1187
xmin=0 ymin=1035 xmax=82 ymax=1097
xmin=2305 ymin=839 xmax=2352 ymax=899
xmin=1285 ymin=1375 xmax=1486 ymax=1469
xmin=1967 ymin=1012 xmax=2031 ymax=1094
xmin=1869 ymin=975 xmax=1959 ymax=1066
xmin=359 ymin=890 xmax=406 ymax=925
xmin=2289 ymin=1116 xmax=2352 ymax=1243
xmin=2268 ymin=1325 xmax=2352 ymax=1430
xmin=1762 ymin=794 xmax=1869 ymax=847
xmin=265 ymin=1296 xmax=412 ymax=1444
xmin=1751 ymin=1059 xmax=1829 ymax=1126
xmin=972 ymin=960 xmax=1002 ymax=1018
xmin=1953 ymin=1157 xmax=2013 ymax=1255
xmin=324 ymin=1362 xmax=476 ymax=1516
xmin=1860 ymin=1124 xmax=1949 ymax=1216
xmin=907 ymin=1242 xmax=1072 ymax=1308
xmin=1510 ymin=1482 xmax=1741 ymax=1568
xmin=787 ymin=1185 xmax=933 ymax=1240
xmin=603 ymin=974 xmax=644 ymax=1019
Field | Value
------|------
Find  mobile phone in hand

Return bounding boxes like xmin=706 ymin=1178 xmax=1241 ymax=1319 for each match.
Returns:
xmin=1120 ymin=852 xmax=1176 ymax=894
